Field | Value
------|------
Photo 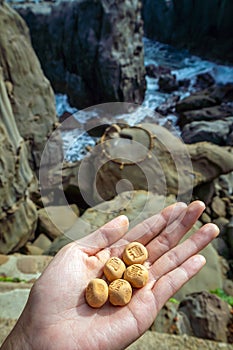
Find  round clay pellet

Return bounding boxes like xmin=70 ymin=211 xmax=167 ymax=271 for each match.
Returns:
xmin=109 ymin=279 xmax=132 ymax=306
xmin=104 ymin=257 xmax=126 ymax=282
xmin=85 ymin=278 xmax=108 ymax=308
xmin=124 ymin=264 xmax=149 ymax=288
xmin=122 ymin=242 xmax=148 ymax=265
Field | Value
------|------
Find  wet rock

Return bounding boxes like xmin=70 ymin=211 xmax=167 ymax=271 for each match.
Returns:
xmin=17 ymin=0 xmax=146 ymax=109
xmin=194 ymin=72 xmax=215 ymax=90
xmin=181 ymin=118 xmax=233 ymax=145
xmin=177 ymin=106 xmax=232 ymax=129
xmin=0 ymin=2 xmax=58 ymax=171
xmin=145 ymin=64 xmax=171 ymax=78
xmin=158 ymin=73 xmax=179 ymax=92
xmin=178 ymin=291 xmax=230 ymax=342
xmin=176 ymin=94 xmax=219 ymax=113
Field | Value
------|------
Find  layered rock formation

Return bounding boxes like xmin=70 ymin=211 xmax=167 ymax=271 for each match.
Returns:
xmin=0 ymin=68 xmax=37 ymax=254
xmin=142 ymin=0 xmax=233 ymax=63
xmin=16 ymin=0 xmax=146 ymax=109
xmin=0 ymin=1 xmax=57 ymax=171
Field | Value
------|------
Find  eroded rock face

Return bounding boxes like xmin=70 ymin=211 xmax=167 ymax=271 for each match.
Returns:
xmin=0 ymin=1 xmax=57 ymax=171
xmin=17 ymin=0 xmax=146 ymax=109
xmin=178 ymin=291 xmax=230 ymax=342
xmin=142 ymin=0 xmax=233 ymax=63
xmin=0 ymin=68 xmax=37 ymax=254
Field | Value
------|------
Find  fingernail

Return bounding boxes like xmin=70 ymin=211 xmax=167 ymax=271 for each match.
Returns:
xmin=202 ymin=223 xmax=220 ymax=238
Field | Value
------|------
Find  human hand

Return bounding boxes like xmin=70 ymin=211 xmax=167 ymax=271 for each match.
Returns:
xmin=1 ymin=201 xmax=219 ymax=350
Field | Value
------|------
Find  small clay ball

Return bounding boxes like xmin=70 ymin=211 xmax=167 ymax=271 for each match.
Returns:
xmin=122 ymin=242 xmax=148 ymax=266
xmin=85 ymin=278 xmax=108 ymax=308
xmin=104 ymin=257 xmax=126 ymax=282
xmin=109 ymin=279 xmax=132 ymax=306
xmin=124 ymin=264 xmax=149 ymax=288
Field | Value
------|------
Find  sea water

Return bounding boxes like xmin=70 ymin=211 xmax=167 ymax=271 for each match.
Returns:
xmin=56 ymin=38 xmax=233 ymax=162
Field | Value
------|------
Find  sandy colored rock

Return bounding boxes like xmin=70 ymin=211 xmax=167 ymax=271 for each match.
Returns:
xmin=37 ymin=206 xmax=79 ymax=240
xmin=85 ymin=279 xmax=108 ymax=308
xmin=0 ymin=256 xmax=9 ymax=266
xmin=16 ymin=255 xmax=52 ymax=274
xmin=0 ymin=1 xmax=58 ymax=170
xmin=109 ymin=279 xmax=132 ymax=306
xmin=124 ymin=264 xmax=149 ymax=288
xmin=127 ymin=331 xmax=233 ymax=350
xmin=104 ymin=257 xmax=126 ymax=282
xmin=0 ymin=68 xmax=37 ymax=254
xmin=32 ymin=234 xmax=52 ymax=251
xmin=211 ymin=196 xmax=227 ymax=217
xmin=24 ymin=244 xmax=43 ymax=256
xmin=123 ymin=242 xmax=148 ymax=266
xmin=80 ymin=123 xmax=233 ymax=204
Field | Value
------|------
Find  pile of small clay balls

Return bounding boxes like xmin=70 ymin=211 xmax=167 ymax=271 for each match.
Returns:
xmin=85 ymin=241 xmax=149 ymax=308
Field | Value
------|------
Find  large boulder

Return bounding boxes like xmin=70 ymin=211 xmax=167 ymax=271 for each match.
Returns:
xmin=78 ymin=123 xmax=233 ymax=205
xmin=0 ymin=68 xmax=37 ymax=254
xmin=0 ymin=1 xmax=58 ymax=171
xmin=181 ymin=118 xmax=233 ymax=145
xmin=178 ymin=291 xmax=230 ymax=342
xmin=16 ymin=0 xmax=146 ymax=109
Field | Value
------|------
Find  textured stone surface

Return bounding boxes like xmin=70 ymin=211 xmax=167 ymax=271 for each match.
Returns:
xmin=79 ymin=123 xmax=233 ymax=204
xmin=37 ymin=205 xmax=79 ymax=240
xmin=127 ymin=331 xmax=233 ymax=350
xmin=142 ymin=0 xmax=233 ymax=63
xmin=178 ymin=291 xmax=230 ymax=342
xmin=0 ymin=68 xmax=37 ymax=254
xmin=44 ymin=191 xmax=177 ymax=255
xmin=0 ymin=253 xmax=52 ymax=281
xmin=0 ymin=2 xmax=58 ymax=170
xmin=181 ymin=118 xmax=233 ymax=146
xmin=17 ymin=0 xmax=146 ymax=109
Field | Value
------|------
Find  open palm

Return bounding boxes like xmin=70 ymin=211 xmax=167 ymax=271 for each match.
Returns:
xmin=2 ymin=201 xmax=219 ymax=350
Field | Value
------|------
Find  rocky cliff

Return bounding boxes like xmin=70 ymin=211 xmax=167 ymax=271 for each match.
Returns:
xmin=16 ymin=0 xmax=146 ymax=109
xmin=0 ymin=67 xmax=37 ymax=254
xmin=142 ymin=0 xmax=233 ymax=63
xmin=0 ymin=1 xmax=57 ymax=171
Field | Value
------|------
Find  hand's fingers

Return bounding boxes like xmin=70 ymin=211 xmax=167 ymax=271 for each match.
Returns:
xmin=77 ymin=215 xmax=129 ymax=254
xmin=151 ymin=254 xmax=206 ymax=312
xmin=149 ymin=223 xmax=219 ymax=280
xmin=96 ymin=202 xmax=187 ymax=263
xmin=147 ymin=200 xmax=206 ymax=263
xmin=107 ymin=202 xmax=187 ymax=257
